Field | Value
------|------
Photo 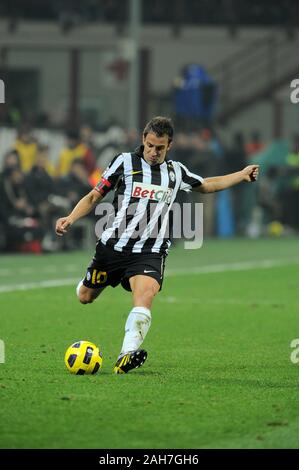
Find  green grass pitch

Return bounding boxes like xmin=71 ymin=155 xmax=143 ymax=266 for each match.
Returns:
xmin=0 ymin=238 xmax=299 ymax=449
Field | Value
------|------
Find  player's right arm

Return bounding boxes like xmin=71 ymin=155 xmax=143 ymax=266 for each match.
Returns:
xmin=55 ymin=189 xmax=103 ymax=236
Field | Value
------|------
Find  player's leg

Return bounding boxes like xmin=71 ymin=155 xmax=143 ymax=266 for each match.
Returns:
xmin=76 ymin=279 xmax=106 ymax=304
xmin=130 ymin=274 xmax=160 ymax=309
xmin=113 ymin=275 xmax=160 ymax=374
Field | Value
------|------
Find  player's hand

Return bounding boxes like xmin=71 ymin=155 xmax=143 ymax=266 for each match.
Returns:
xmin=242 ymin=165 xmax=259 ymax=182
xmin=55 ymin=217 xmax=73 ymax=236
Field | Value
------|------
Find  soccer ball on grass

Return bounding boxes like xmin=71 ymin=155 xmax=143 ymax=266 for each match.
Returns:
xmin=64 ymin=340 xmax=103 ymax=375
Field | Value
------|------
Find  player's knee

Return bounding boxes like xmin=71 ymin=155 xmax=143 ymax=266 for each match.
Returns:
xmin=148 ymin=286 xmax=158 ymax=299
xmin=139 ymin=285 xmax=158 ymax=303
xmin=148 ymin=282 xmax=159 ymax=297
xmin=78 ymin=292 xmax=94 ymax=304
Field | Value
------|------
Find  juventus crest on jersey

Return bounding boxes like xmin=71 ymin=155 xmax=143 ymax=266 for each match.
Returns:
xmin=94 ymin=146 xmax=204 ymax=254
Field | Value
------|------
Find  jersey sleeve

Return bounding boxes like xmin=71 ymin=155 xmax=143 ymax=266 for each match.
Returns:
xmin=178 ymin=162 xmax=204 ymax=191
xmin=94 ymin=153 xmax=124 ymax=196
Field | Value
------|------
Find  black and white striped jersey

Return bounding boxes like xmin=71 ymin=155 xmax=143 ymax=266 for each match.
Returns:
xmin=94 ymin=146 xmax=204 ymax=254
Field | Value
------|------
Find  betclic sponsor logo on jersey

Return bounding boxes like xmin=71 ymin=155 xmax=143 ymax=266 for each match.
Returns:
xmin=132 ymin=182 xmax=173 ymax=204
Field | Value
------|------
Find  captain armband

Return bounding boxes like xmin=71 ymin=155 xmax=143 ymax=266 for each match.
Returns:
xmin=94 ymin=177 xmax=112 ymax=196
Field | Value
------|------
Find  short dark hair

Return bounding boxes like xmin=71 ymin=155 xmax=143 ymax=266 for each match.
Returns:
xmin=143 ymin=116 xmax=174 ymax=143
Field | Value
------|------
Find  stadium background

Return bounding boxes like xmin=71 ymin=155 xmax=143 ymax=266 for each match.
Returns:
xmin=1 ymin=0 xmax=299 ymax=450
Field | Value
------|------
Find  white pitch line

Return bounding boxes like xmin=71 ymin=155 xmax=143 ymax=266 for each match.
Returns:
xmin=0 ymin=263 xmax=80 ymax=276
xmin=0 ymin=258 xmax=298 ymax=294
xmin=0 ymin=269 xmax=11 ymax=276
xmin=159 ymin=296 xmax=292 ymax=306
xmin=0 ymin=278 xmax=79 ymax=293
xmin=166 ymin=258 xmax=299 ymax=275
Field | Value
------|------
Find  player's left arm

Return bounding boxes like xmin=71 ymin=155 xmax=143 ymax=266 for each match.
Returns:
xmin=195 ymin=165 xmax=259 ymax=193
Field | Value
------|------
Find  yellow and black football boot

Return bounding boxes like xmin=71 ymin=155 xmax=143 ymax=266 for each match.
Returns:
xmin=113 ymin=349 xmax=147 ymax=374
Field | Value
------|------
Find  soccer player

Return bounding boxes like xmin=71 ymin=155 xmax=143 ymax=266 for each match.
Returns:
xmin=55 ymin=116 xmax=259 ymax=374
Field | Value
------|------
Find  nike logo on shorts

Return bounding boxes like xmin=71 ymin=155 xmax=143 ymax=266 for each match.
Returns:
xmin=144 ymin=270 xmax=156 ymax=274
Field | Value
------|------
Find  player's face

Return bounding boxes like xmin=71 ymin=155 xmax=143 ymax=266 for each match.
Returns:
xmin=142 ymin=132 xmax=172 ymax=165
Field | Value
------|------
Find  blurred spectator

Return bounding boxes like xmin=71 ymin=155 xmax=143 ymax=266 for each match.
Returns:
xmin=197 ymin=127 xmax=223 ymax=175
xmin=0 ymin=167 xmax=35 ymax=218
xmin=25 ymin=145 xmax=61 ymax=251
xmin=258 ymin=166 xmax=283 ymax=224
xmin=225 ymin=132 xmax=247 ymax=233
xmin=8 ymin=99 xmax=22 ymax=127
xmin=56 ymin=128 xmax=96 ymax=176
xmin=285 ymin=134 xmax=299 ymax=188
xmin=80 ymin=124 xmax=101 ymax=186
xmin=196 ymin=128 xmax=224 ymax=237
xmin=57 ymin=158 xmax=92 ymax=206
xmin=172 ymin=131 xmax=196 ymax=167
xmin=96 ymin=124 xmax=125 ymax=170
xmin=0 ymin=167 xmax=43 ymax=252
xmin=13 ymin=125 xmax=38 ymax=173
xmin=38 ymin=144 xmax=55 ymax=175
xmin=0 ymin=150 xmax=21 ymax=249
xmin=25 ymin=145 xmax=55 ymax=206
xmin=56 ymin=159 xmax=94 ymax=249
xmin=246 ymin=130 xmax=265 ymax=157
xmin=225 ymin=132 xmax=247 ymax=173
xmin=2 ymin=149 xmax=21 ymax=171
xmin=173 ymin=65 xmax=218 ymax=129
xmin=281 ymin=135 xmax=299 ymax=229
xmin=80 ymin=124 xmax=100 ymax=160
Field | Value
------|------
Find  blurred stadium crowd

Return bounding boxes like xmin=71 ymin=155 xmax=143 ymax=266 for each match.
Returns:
xmin=0 ymin=121 xmax=298 ymax=254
